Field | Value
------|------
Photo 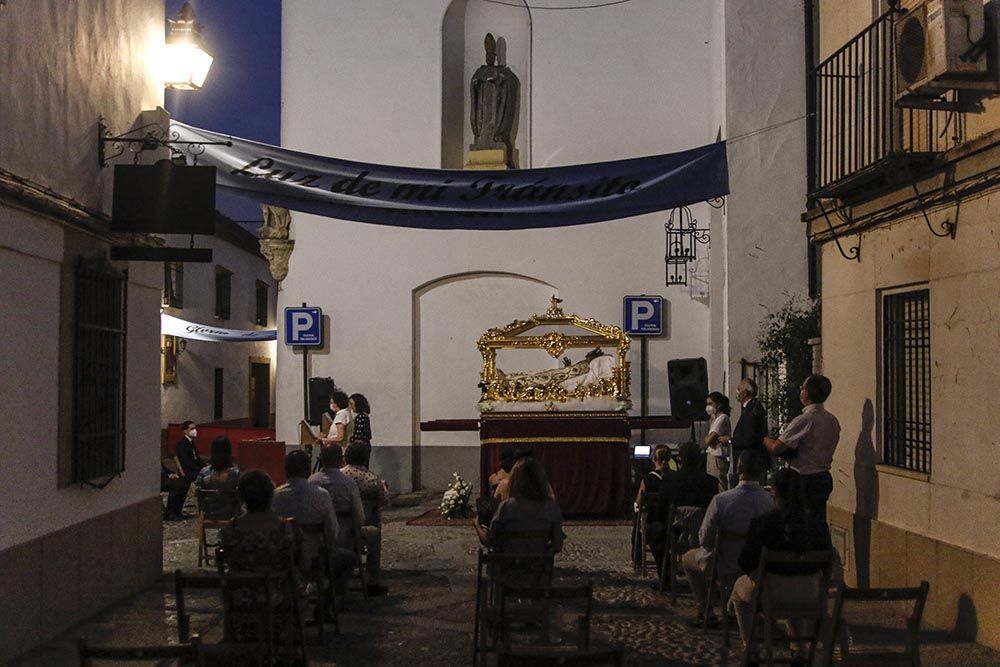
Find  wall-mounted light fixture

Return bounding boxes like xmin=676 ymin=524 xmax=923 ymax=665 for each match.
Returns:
xmin=664 ymin=204 xmax=713 ymax=286
xmin=163 ymin=2 xmax=213 ymax=90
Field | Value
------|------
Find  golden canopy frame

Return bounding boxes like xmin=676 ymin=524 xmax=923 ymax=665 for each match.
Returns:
xmin=477 ymin=297 xmax=632 ymax=406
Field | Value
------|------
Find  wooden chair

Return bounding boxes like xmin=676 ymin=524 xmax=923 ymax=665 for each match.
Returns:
xmin=215 ymin=545 xmax=308 ymax=666
xmin=500 ymin=584 xmax=593 ymax=654
xmin=659 ymin=504 xmax=705 ymax=603
xmin=473 ymin=547 xmax=556 ymax=667
xmin=335 ymin=509 xmax=369 ymax=601
xmin=195 ymin=488 xmax=240 ymax=567
xmin=174 ymin=569 xmax=223 ymax=643
xmin=742 ymin=548 xmax=835 ymax=667
xmin=631 ymin=491 xmax=659 ymax=573
xmin=497 ymin=649 xmax=623 ymax=666
xmin=78 ymin=634 xmax=202 ymax=666
xmin=701 ymin=528 xmax=749 ymax=648
xmin=824 ymin=581 xmax=929 ymax=666
xmin=297 ymin=522 xmax=340 ymax=641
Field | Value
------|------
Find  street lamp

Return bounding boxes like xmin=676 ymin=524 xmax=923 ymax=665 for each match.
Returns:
xmin=163 ymin=2 xmax=213 ymax=90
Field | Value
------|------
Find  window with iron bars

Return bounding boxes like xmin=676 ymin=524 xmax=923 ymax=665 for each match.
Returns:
xmin=881 ymin=288 xmax=931 ymax=474
xmin=255 ymin=280 xmax=269 ymax=326
xmin=215 ymin=265 xmax=232 ymax=320
xmin=74 ymin=258 xmax=128 ymax=484
xmin=163 ymin=261 xmax=183 ymax=308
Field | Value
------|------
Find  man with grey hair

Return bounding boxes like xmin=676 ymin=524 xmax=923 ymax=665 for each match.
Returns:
xmin=728 ymin=378 xmax=769 ymax=485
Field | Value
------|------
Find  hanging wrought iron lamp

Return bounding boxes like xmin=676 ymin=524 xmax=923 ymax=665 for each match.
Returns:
xmin=163 ymin=2 xmax=214 ymax=90
xmin=664 ymin=205 xmax=711 ymax=286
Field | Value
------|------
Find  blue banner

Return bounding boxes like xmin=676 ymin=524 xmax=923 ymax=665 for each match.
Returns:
xmin=171 ymin=122 xmax=729 ymax=230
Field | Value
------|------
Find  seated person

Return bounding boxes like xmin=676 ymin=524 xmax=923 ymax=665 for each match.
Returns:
xmin=730 ymin=468 xmax=832 ymax=646
xmin=272 ymin=450 xmax=355 ymax=594
xmin=648 ymin=442 xmax=719 ymax=575
xmin=342 ymin=444 xmax=390 ymax=595
xmin=474 ymin=457 xmax=565 ymax=555
xmin=488 ymin=445 xmax=516 ymax=495
xmin=161 ymin=458 xmax=189 ymax=521
xmin=681 ymin=452 xmax=773 ymax=628
xmin=493 ymin=448 xmax=556 ymax=502
xmin=194 ymin=436 xmax=241 ymax=518
xmin=219 ymin=470 xmax=298 ymax=573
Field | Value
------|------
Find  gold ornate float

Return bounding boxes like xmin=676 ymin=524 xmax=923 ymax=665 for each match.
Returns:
xmin=477 ymin=296 xmax=631 ymax=410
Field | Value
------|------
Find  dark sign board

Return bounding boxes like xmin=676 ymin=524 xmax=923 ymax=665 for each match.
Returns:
xmin=112 ymin=160 xmax=216 ymax=235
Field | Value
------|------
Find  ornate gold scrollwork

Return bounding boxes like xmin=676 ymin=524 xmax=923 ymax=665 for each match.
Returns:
xmin=477 ymin=297 xmax=632 ymax=405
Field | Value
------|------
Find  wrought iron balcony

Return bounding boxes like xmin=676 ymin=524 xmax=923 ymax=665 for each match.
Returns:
xmin=811 ymin=8 xmax=967 ymax=198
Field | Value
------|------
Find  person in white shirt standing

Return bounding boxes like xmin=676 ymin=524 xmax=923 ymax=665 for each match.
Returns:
xmin=764 ymin=374 xmax=841 ymax=517
xmin=704 ymin=392 xmax=733 ymax=492
xmin=319 ymin=390 xmax=354 ymax=449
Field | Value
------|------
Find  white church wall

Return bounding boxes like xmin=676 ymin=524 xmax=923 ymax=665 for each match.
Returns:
xmin=279 ymin=0 xmax=806 ymax=491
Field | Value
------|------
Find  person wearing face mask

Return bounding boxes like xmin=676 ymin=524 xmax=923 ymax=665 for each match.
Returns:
xmin=168 ymin=420 xmax=205 ymax=520
xmin=729 ymin=378 xmax=770 ymax=486
xmin=764 ymin=374 xmax=841 ymax=518
xmin=704 ymin=392 xmax=733 ymax=492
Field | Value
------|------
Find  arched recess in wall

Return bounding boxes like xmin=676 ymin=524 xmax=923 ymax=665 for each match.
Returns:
xmin=441 ymin=0 xmax=532 ymax=168
xmin=410 ymin=271 xmax=554 ymax=490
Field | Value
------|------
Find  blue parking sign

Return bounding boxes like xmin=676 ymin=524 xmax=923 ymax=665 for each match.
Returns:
xmin=284 ymin=307 xmax=323 ymax=346
xmin=623 ymin=296 xmax=663 ymax=336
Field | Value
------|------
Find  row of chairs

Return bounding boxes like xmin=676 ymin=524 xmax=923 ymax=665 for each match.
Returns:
xmin=634 ymin=497 xmax=930 ymax=665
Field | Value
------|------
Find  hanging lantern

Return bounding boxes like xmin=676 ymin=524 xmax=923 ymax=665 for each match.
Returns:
xmin=163 ymin=3 xmax=214 ymax=90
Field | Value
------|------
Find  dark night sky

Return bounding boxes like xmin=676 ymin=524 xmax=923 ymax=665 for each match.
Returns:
xmin=164 ymin=0 xmax=282 ymax=224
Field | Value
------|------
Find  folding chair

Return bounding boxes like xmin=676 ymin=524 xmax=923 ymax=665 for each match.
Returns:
xmin=335 ymin=509 xmax=369 ymax=601
xmin=175 ymin=569 xmax=223 ymax=643
xmin=216 ymin=546 xmax=308 ymax=666
xmin=497 ymin=649 xmax=623 ymax=666
xmin=473 ymin=547 xmax=556 ymax=667
xmin=78 ymin=634 xmax=202 ymax=666
xmin=702 ymin=528 xmax=748 ymax=648
xmin=297 ymin=522 xmax=340 ymax=641
xmin=195 ymin=488 xmax=240 ymax=567
xmin=632 ymin=491 xmax=659 ymax=573
xmin=742 ymin=548 xmax=834 ymax=667
xmin=500 ymin=584 xmax=593 ymax=654
xmin=824 ymin=581 xmax=929 ymax=666
xmin=659 ymin=504 xmax=705 ymax=603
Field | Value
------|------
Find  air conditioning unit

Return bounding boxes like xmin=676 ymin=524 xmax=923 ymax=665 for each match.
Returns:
xmin=895 ymin=0 xmax=989 ymax=101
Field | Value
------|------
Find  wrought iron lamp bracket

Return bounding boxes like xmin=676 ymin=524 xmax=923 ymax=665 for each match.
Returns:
xmin=817 ymin=199 xmax=861 ymax=262
xmin=97 ymin=117 xmax=232 ymax=168
xmin=909 ymin=179 xmax=957 ymax=239
xmin=664 ymin=204 xmax=713 ymax=286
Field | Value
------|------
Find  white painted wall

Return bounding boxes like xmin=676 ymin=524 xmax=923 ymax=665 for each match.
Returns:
xmin=0 ymin=0 xmax=165 ymax=551
xmin=279 ymin=0 xmax=808 ymax=490
xmin=160 ymin=230 xmax=278 ymax=427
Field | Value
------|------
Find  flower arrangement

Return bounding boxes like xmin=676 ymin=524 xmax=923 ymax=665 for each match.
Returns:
xmin=440 ymin=472 xmax=473 ymax=519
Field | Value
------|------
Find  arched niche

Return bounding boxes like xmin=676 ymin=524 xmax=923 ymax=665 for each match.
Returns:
xmin=441 ymin=0 xmax=531 ymax=169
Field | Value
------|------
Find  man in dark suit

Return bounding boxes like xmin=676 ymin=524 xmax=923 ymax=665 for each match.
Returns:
xmin=728 ymin=378 xmax=769 ymax=485
xmin=166 ymin=420 xmax=204 ymax=520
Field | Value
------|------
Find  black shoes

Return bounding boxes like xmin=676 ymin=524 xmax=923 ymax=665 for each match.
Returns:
xmin=366 ymin=584 xmax=389 ymax=596
xmin=687 ymin=613 xmax=720 ymax=629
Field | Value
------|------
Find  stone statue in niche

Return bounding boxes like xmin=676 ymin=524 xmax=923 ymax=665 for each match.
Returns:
xmin=470 ymin=33 xmax=519 ymax=166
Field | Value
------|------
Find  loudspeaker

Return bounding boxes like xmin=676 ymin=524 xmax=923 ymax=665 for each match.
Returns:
xmin=308 ymin=377 xmax=336 ymax=426
xmin=112 ymin=160 xmax=216 ymax=234
xmin=667 ymin=357 xmax=709 ymax=421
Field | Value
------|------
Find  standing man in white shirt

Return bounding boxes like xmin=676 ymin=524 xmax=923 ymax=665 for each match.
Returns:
xmin=764 ymin=374 xmax=841 ymax=517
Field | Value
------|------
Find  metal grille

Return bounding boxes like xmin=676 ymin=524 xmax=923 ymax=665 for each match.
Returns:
xmin=882 ymin=289 xmax=931 ymax=474
xmin=215 ymin=266 xmax=232 ymax=319
xmin=74 ymin=258 xmax=128 ymax=484
xmin=163 ymin=261 xmax=183 ymax=308
xmin=739 ymin=358 xmax=780 ymax=427
xmin=255 ymin=280 xmax=269 ymax=326
xmin=812 ymin=10 xmax=965 ymax=195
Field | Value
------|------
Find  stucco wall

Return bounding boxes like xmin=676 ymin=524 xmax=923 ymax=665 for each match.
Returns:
xmin=278 ymin=0 xmax=809 ymax=491
xmin=160 ymin=232 xmax=278 ymax=427
xmin=0 ymin=0 xmax=165 ymax=552
xmin=822 ymin=187 xmax=1000 ymax=560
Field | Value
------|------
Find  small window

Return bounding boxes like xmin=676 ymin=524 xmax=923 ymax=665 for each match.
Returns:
xmin=882 ymin=288 xmax=931 ymax=474
xmin=215 ymin=266 xmax=232 ymax=320
xmin=163 ymin=261 xmax=183 ymax=308
xmin=74 ymin=258 xmax=127 ymax=484
xmin=214 ymin=368 xmax=224 ymax=420
xmin=162 ymin=335 xmax=178 ymax=384
xmin=255 ymin=280 xmax=269 ymax=326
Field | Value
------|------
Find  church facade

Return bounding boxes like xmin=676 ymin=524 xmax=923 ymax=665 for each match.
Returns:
xmin=275 ymin=0 xmax=812 ymax=493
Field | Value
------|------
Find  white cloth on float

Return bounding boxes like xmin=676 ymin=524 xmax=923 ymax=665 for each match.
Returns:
xmin=561 ymin=355 xmax=615 ymax=392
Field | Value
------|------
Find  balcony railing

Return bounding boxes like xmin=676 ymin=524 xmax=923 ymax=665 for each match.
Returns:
xmin=812 ymin=9 xmax=966 ymax=196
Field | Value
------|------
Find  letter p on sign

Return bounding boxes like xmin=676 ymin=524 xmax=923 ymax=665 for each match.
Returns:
xmin=623 ymin=296 xmax=663 ymax=336
xmin=284 ymin=306 xmax=323 ymax=346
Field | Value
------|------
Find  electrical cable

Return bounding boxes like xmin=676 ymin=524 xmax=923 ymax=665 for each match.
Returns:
xmin=481 ymin=0 xmax=633 ymax=10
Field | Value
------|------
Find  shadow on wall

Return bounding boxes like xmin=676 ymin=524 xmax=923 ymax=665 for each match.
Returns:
xmin=956 ymin=593 xmax=978 ymax=642
xmin=853 ymin=398 xmax=879 ymax=588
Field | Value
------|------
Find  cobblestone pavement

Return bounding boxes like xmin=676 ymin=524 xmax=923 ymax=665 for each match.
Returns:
xmin=12 ymin=500 xmax=1000 ymax=666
